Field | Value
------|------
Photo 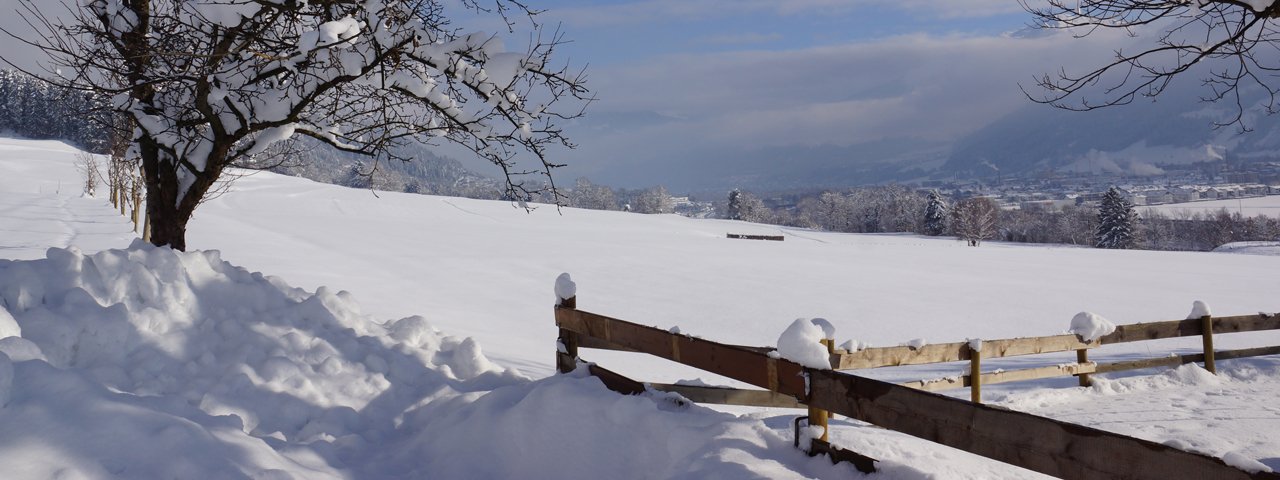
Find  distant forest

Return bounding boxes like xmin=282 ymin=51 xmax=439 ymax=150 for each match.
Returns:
xmin=0 ymin=70 xmax=114 ymax=153
xmin=716 ymin=185 xmax=1280 ymax=252
xmin=0 ymin=69 xmax=503 ymax=199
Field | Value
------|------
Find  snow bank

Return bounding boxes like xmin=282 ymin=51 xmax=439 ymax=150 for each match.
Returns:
xmin=0 ymin=305 xmax=18 ymax=339
xmin=776 ymin=318 xmax=833 ymax=369
xmin=0 ymin=243 xmax=524 ymax=478
xmin=1069 ymin=312 xmax=1116 ymax=342
xmin=386 ymin=369 xmax=858 ymax=479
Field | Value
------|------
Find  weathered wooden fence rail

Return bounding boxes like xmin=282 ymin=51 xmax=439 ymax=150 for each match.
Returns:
xmin=835 ymin=312 xmax=1280 ymax=401
xmin=555 ymin=297 xmax=1280 ymax=479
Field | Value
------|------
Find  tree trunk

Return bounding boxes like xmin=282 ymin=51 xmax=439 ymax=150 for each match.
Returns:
xmin=147 ymin=203 xmax=189 ymax=251
xmin=139 ymin=136 xmax=227 ymax=252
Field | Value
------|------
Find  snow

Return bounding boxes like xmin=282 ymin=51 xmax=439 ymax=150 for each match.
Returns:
xmin=1188 ymin=300 xmax=1213 ymax=319
xmin=839 ymin=339 xmax=868 ymax=352
xmin=993 ymin=362 xmax=1280 ymax=474
xmin=1068 ymin=312 xmax=1116 ymax=342
xmin=0 ymin=305 xmax=19 ymax=339
xmin=1214 ymin=241 xmax=1280 ymax=256
xmin=968 ymin=338 xmax=983 ymax=353
xmin=3 ymin=137 xmax=1280 ymax=478
xmin=554 ymin=272 xmax=577 ymax=304
xmin=1241 ymin=0 xmax=1278 ymax=13
xmin=1143 ymin=195 xmax=1280 ymax=220
xmin=902 ymin=338 xmax=927 ymax=349
xmin=776 ymin=319 xmax=833 ymax=369
xmin=810 ymin=317 xmax=836 ymax=339
xmin=1224 ymin=451 xmax=1273 ymax=474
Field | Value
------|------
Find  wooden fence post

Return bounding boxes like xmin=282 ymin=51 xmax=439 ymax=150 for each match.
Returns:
xmin=131 ymin=183 xmax=141 ymax=232
xmin=1076 ymin=349 xmax=1091 ymax=387
xmin=1201 ymin=315 xmax=1216 ymax=374
xmin=970 ymin=342 xmax=982 ymax=404
xmin=807 ymin=338 xmax=834 ymax=444
xmin=556 ymin=296 xmax=579 ymax=374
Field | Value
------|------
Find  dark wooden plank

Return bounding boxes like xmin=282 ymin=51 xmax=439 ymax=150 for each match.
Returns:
xmin=1098 ymin=314 xmax=1277 ymax=345
xmin=647 ymin=383 xmax=804 ymax=408
xmin=810 ymin=439 xmax=878 ymax=474
xmin=1218 ymin=345 xmax=1280 ymax=360
xmin=1216 ymin=314 xmax=1280 ymax=334
xmin=556 ymin=309 xmax=807 ymax=397
xmin=807 ymin=369 xmax=1280 ymax=480
xmin=583 ymin=363 xmax=648 ymax=396
xmin=726 ymin=233 xmax=785 ymax=241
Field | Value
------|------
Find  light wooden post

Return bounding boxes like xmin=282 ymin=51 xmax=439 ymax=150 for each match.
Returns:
xmin=808 ymin=338 xmax=834 ymax=444
xmin=142 ymin=211 xmax=151 ymax=243
xmin=131 ymin=184 xmax=141 ymax=232
xmin=969 ymin=342 xmax=982 ymax=404
xmin=1201 ymin=315 xmax=1216 ymax=374
xmin=1076 ymin=349 xmax=1091 ymax=387
xmin=556 ymin=296 xmax=579 ymax=374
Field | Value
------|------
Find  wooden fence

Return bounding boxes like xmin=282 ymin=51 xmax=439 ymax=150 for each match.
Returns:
xmin=555 ymin=296 xmax=1280 ymax=479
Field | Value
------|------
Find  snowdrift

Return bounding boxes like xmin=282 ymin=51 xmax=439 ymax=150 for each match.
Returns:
xmin=0 ymin=244 xmax=860 ymax=479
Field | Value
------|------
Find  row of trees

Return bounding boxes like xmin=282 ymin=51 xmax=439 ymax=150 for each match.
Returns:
xmin=712 ymin=185 xmax=1278 ymax=251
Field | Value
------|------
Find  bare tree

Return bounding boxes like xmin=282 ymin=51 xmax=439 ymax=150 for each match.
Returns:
xmin=953 ymin=197 xmax=999 ymax=247
xmin=6 ymin=0 xmax=589 ymax=250
xmin=1022 ymin=0 xmax=1280 ymax=130
xmin=74 ymin=152 xmax=101 ymax=196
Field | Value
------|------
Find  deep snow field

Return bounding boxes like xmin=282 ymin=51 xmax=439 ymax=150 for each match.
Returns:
xmin=2 ymin=137 xmax=1279 ymax=479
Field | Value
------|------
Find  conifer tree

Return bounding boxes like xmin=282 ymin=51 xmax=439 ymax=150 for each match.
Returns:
xmin=727 ymin=189 xmax=743 ymax=220
xmin=923 ymin=190 xmax=948 ymax=236
xmin=1095 ymin=186 xmax=1138 ymax=249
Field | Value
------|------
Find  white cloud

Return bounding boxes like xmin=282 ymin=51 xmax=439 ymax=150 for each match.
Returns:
xmin=697 ymin=32 xmax=784 ymax=45
xmin=549 ymin=0 xmax=1022 ymax=27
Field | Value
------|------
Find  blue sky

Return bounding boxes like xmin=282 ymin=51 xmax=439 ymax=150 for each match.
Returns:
xmin=477 ymin=0 xmax=1133 ymax=188
xmin=529 ymin=0 xmax=1030 ymax=66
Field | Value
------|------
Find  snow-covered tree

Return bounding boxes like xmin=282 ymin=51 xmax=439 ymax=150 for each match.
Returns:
xmin=726 ymin=189 xmax=743 ymax=220
xmin=735 ymin=190 xmax=771 ymax=223
xmin=632 ymin=186 xmax=675 ymax=214
xmin=1095 ymin=186 xmax=1138 ymax=249
xmin=569 ymin=177 xmax=618 ymax=211
xmin=953 ymin=197 xmax=998 ymax=247
xmin=12 ymin=0 xmax=589 ymax=250
xmin=1023 ymin=0 xmax=1280 ymax=130
xmin=923 ymin=190 xmax=948 ymax=236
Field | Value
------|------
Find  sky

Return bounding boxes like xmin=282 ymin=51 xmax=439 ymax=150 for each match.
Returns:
xmin=0 ymin=0 xmax=1145 ymax=190
xmin=474 ymin=0 xmax=1140 ymax=189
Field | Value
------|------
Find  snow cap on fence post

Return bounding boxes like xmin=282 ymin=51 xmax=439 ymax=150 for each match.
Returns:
xmin=1188 ymin=300 xmax=1213 ymax=319
xmin=1068 ymin=311 xmax=1116 ymax=342
xmin=555 ymin=273 xmax=576 ymax=308
xmin=776 ymin=318 xmax=834 ymax=370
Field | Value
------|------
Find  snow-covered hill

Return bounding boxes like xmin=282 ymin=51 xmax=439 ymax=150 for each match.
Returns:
xmin=2 ymin=137 xmax=1279 ymax=478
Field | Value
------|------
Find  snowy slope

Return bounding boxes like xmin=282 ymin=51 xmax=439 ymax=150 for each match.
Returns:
xmin=1143 ymin=195 xmax=1280 ymax=219
xmin=3 ymin=137 xmax=1280 ymax=478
